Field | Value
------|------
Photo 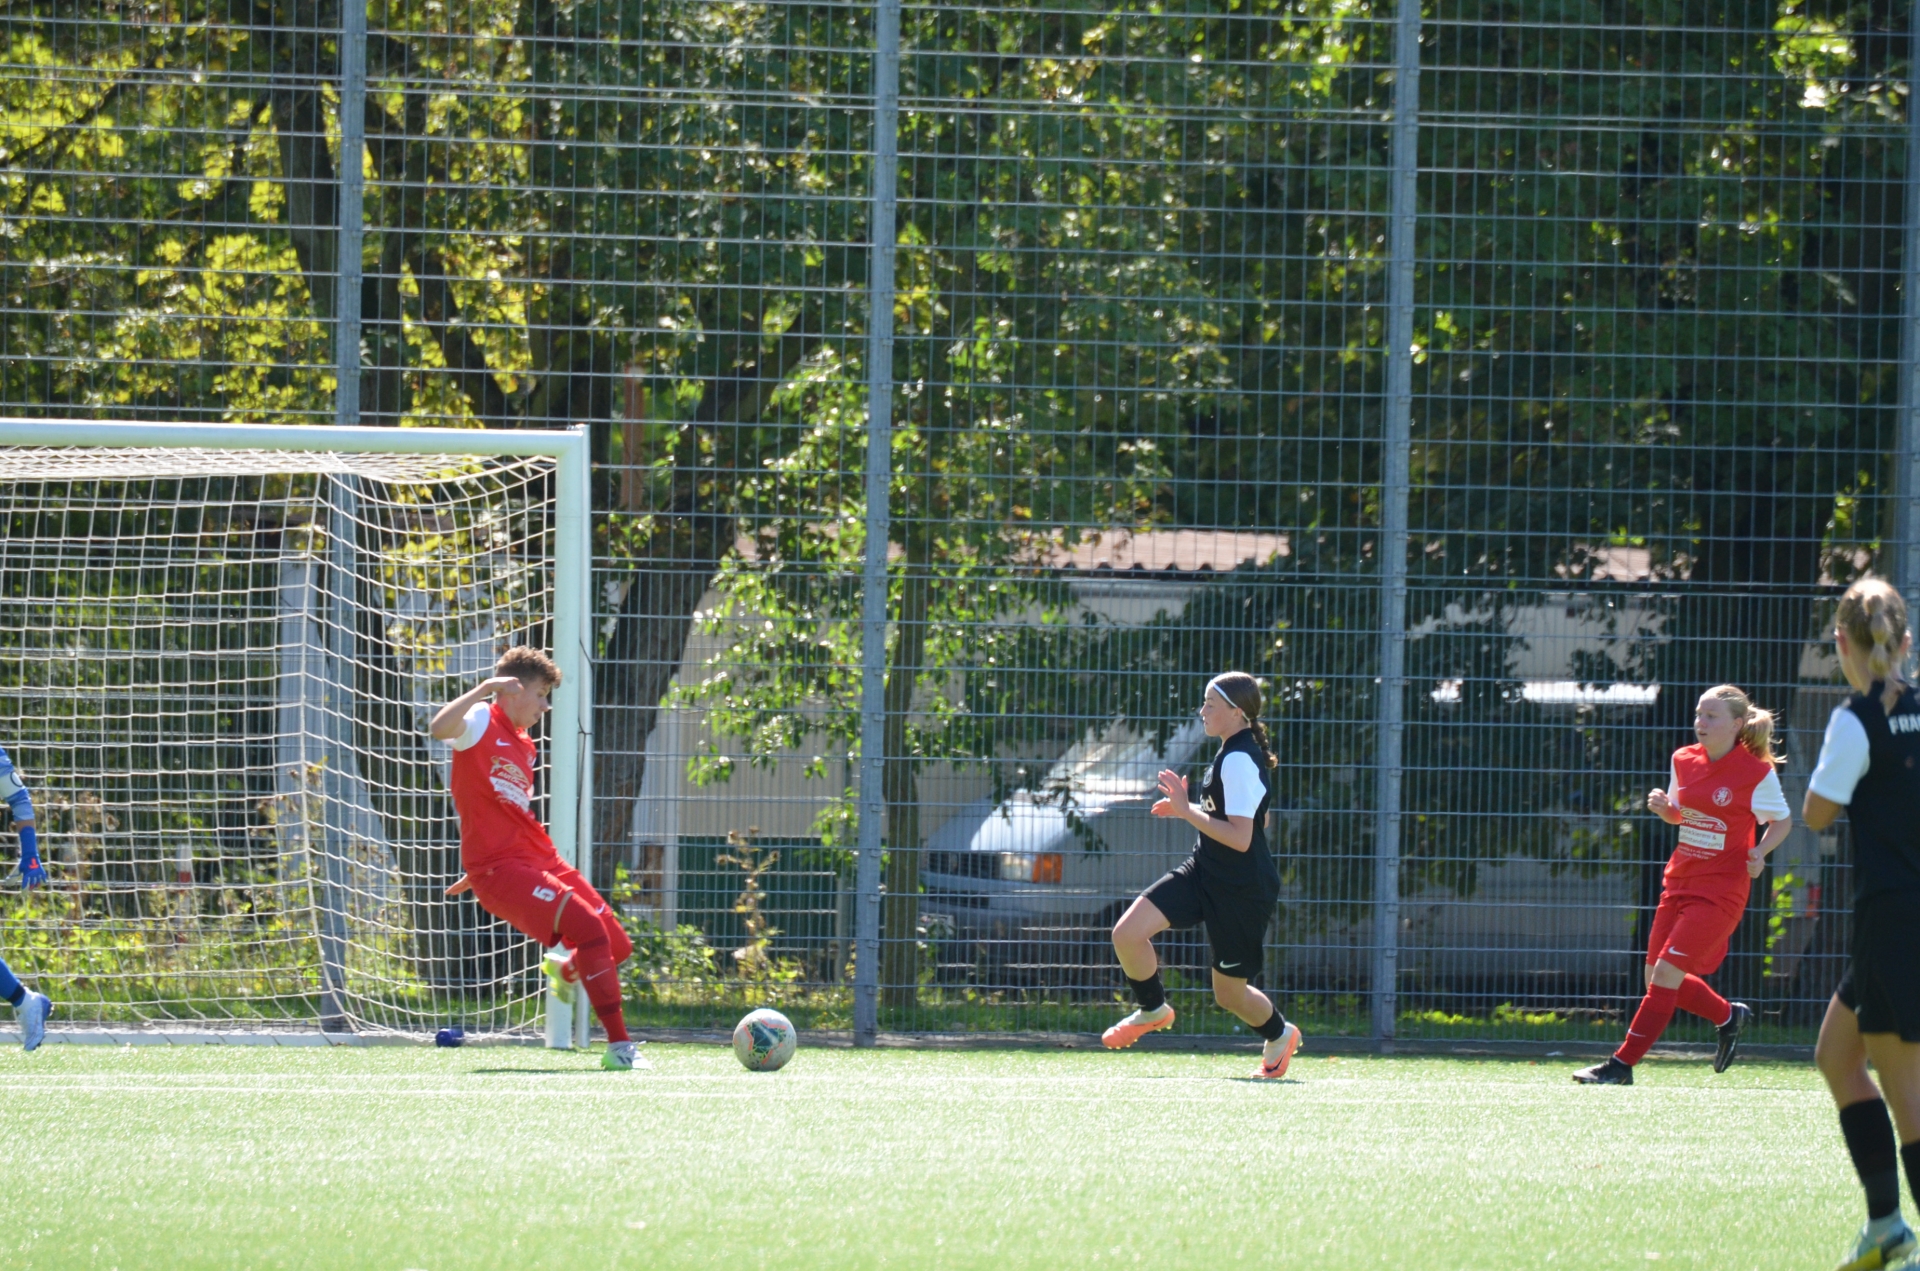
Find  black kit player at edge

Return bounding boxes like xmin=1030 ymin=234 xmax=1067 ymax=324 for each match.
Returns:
xmin=1831 ymin=681 xmax=1920 ymax=1042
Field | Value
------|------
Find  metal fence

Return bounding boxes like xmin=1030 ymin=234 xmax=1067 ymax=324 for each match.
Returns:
xmin=2 ymin=0 xmax=1917 ymax=1050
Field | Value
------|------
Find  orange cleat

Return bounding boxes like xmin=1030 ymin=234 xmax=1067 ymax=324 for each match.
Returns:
xmin=1252 ymin=1022 xmax=1301 ymax=1079
xmin=1102 ymin=1005 xmax=1176 ymax=1049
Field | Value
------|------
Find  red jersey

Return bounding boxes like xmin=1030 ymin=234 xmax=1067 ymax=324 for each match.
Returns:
xmin=447 ymin=702 xmax=556 ymax=871
xmin=1662 ymin=742 xmax=1778 ymax=903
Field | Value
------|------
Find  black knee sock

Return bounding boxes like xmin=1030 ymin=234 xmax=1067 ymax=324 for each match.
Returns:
xmin=1841 ymin=1098 xmax=1903 ymax=1220
xmin=1126 ymin=973 xmax=1165 ymax=1012
xmin=1902 ymin=1141 xmax=1920 ymax=1217
xmin=1251 ymin=1001 xmax=1289 ymax=1042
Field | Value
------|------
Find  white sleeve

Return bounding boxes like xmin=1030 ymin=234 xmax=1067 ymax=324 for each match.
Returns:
xmin=1749 ymin=768 xmax=1790 ymax=822
xmin=1219 ymin=751 xmax=1267 ymax=818
xmin=1668 ymin=761 xmax=1680 ymax=801
xmin=1808 ymin=705 xmax=1872 ymax=806
xmin=445 ymin=702 xmax=492 ymax=752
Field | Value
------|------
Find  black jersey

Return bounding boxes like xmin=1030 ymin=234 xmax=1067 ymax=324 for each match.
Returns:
xmin=1191 ymin=728 xmax=1280 ymax=888
xmin=1841 ymin=683 xmax=1920 ymax=901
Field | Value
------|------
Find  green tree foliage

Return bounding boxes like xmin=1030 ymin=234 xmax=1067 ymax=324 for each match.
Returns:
xmin=2 ymin=0 xmax=1911 ymax=1002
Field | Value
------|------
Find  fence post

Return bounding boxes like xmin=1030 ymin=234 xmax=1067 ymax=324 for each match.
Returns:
xmin=1895 ymin=9 xmax=1920 ymax=611
xmin=1371 ymin=0 xmax=1421 ymax=1052
xmin=853 ymin=0 xmax=902 ymax=1048
xmin=335 ymin=0 xmax=366 ymax=428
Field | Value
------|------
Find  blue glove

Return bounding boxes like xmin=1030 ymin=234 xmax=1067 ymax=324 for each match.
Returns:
xmin=18 ymin=823 xmax=44 ymax=890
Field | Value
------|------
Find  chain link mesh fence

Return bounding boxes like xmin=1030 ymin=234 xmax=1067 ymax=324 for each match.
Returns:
xmin=1 ymin=0 xmax=1915 ymax=1049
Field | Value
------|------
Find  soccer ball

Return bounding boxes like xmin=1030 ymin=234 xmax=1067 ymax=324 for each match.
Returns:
xmin=732 ymin=1007 xmax=797 ymax=1072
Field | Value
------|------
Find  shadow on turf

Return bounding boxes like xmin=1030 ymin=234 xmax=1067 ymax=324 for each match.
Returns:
xmin=466 ymin=1066 xmax=605 ymax=1075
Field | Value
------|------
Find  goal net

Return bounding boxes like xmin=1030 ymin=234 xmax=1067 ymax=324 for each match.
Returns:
xmin=0 ymin=421 xmax=591 ymax=1042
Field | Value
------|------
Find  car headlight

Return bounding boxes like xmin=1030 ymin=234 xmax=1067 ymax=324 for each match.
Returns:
xmin=998 ymin=852 xmax=1063 ymax=883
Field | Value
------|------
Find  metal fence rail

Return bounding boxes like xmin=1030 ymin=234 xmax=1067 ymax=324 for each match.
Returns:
xmin=1 ymin=0 xmax=1916 ymax=1051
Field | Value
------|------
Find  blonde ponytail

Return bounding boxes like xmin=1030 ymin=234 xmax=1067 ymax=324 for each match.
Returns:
xmin=1701 ymin=684 xmax=1782 ymax=767
xmin=1836 ymin=576 xmax=1912 ymax=701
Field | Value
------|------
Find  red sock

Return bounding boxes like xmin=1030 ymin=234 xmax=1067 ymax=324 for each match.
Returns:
xmin=1614 ymin=983 xmax=1679 ymax=1066
xmin=1676 ymin=974 xmax=1731 ymax=1027
xmin=595 ymin=1000 xmax=629 ymax=1044
xmin=558 ymin=898 xmax=630 ymax=1044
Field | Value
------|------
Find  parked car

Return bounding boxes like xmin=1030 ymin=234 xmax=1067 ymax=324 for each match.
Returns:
xmin=920 ymin=720 xmax=1213 ymax=985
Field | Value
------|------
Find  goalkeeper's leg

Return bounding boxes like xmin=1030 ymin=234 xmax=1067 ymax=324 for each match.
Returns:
xmin=0 ymin=952 xmax=51 ymax=1051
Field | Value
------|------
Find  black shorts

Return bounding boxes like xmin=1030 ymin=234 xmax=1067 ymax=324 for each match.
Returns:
xmin=1142 ymin=856 xmax=1277 ymax=979
xmin=1837 ymin=893 xmax=1920 ymax=1041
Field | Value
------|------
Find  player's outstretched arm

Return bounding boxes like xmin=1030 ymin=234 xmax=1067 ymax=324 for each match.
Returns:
xmin=0 ymin=747 xmax=43 ymax=891
xmin=429 ymin=676 xmax=522 ymax=741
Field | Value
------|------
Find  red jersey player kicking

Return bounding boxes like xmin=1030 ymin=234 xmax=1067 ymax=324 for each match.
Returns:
xmin=1574 ymin=684 xmax=1792 ymax=1085
xmin=430 ymin=647 xmax=641 ymax=1070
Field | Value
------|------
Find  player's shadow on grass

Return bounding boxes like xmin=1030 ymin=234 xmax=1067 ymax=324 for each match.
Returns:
xmin=1225 ymin=1076 xmax=1302 ymax=1085
xmin=466 ymin=1067 xmax=600 ymax=1075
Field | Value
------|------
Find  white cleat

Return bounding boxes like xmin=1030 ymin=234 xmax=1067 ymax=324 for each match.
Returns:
xmin=1836 ymin=1216 xmax=1918 ymax=1271
xmin=601 ymin=1041 xmax=650 ymax=1071
xmin=18 ymin=990 xmax=51 ymax=1052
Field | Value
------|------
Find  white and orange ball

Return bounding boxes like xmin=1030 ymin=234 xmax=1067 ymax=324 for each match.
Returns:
xmin=732 ymin=1008 xmax=797 ymax=1072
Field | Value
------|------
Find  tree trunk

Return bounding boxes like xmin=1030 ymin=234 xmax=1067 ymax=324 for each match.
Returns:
xmin=589 ymin=334 xmax=820 ymax=882
xmin=268 ymin=63 xmax=339 ymax=334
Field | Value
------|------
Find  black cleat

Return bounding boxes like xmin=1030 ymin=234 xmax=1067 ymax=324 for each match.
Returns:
xmin=1714 ymin=1001 xmax=1752 ymax=1074
xmin=1572 ymin=1056 xmax=1633 ymax=1085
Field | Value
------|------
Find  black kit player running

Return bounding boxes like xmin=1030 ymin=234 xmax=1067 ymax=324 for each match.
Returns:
xmin=1104 ymin=672 xmax=1302 ymax=1079
xmin=1140 ymin=726 xmax=1281 ymax=981
xmin=1807 ymin=577 xmax=1920 ymax=1271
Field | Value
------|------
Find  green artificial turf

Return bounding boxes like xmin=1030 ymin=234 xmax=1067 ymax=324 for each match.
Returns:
xmin=0 ymin=1041 xmax=1862 ymax=1270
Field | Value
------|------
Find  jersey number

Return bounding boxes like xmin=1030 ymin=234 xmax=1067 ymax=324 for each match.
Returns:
xmin=532 ymin=885 xmax=557 ymax=902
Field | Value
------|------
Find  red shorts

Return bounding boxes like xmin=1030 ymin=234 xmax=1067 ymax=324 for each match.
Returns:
xmin=1645 ymin=891 xmax=1747 ymax=976
xmin=469 ymin=857 xmax=631 ymax=961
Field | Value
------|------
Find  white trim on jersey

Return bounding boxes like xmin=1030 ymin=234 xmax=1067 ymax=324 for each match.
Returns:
xmin=1219 ymin=750 xmax=1267 ymax=819
xmin=1750 ymin=769 xmax=1789 ymax=822
xmin=446 ymin=701 xmax=493 ymax=752
xmin=1671 ymin=758 xmax=1789 ymax=822
xmin=1809 ymin=703 xmax=1872 ymax=806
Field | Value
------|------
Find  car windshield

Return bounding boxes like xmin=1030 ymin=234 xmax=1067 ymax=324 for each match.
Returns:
xmin=1041 ymin=720 xmax=1207 ymax=795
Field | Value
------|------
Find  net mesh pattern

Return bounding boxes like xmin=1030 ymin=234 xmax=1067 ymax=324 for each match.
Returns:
xmin=0 ymin=446 xmax=559 ymax=1035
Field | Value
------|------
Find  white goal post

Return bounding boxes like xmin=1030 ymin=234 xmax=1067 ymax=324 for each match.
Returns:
xmin=0 ymin=420 xmax=593 ymax=1047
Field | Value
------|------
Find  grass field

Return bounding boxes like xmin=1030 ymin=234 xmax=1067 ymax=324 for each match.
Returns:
xmin=2 ymin=1041 xmax=1865 ymax=1270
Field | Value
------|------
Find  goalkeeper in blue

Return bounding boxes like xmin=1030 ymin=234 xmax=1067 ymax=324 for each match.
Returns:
xmin=0 ymin=744 xmax=51 ymax=1051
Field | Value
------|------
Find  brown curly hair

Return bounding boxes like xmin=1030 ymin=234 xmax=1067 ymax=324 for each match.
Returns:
xmin=495 ymin=645 xmax=560 ymax=688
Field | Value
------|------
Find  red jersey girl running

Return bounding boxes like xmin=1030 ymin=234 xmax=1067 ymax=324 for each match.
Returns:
xmin=1574 ymin=685 xmax=1791 ymax=1085
xmin=430 ymin=647 xmax=640 ymax=1071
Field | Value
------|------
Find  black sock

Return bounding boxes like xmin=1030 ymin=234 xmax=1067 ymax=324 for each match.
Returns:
xmin=2 ymin=985 xmax=20 ymax=1009
xmin=1126 ymin=973 xmax=1165 ymax=1013
xmin=1902 ymin=1141 xmax=1920 ymax=1216
xmin=1251 ymin=1002 xmax=1288 ymax=1042
xmin=1841 ymin=1098 xmax=1903 ymax=1220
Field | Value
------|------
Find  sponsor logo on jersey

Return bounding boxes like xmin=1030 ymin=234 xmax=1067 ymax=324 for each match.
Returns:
xmin=1676 ymin=806 xmax=1729 ymax=856
xmin=489 ymin=756 xmax=532 ymax=810
xmin=1712 ymin=786 xmax=1732 ymax=806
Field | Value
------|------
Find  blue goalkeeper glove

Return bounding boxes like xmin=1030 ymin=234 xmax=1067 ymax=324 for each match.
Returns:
xmin=17 ymin=823 xmax=44 ymax=890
